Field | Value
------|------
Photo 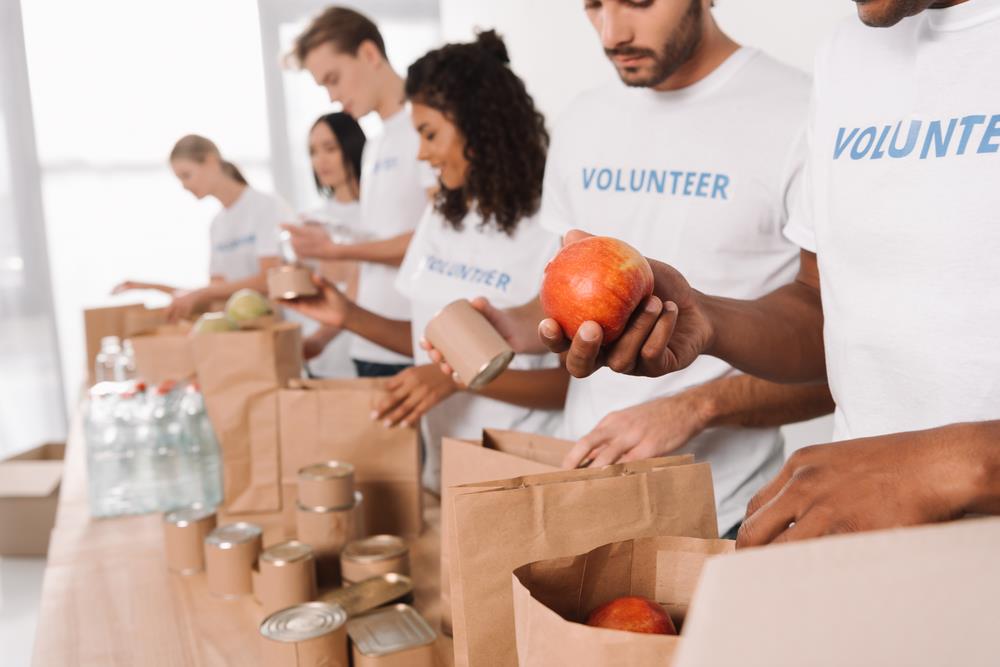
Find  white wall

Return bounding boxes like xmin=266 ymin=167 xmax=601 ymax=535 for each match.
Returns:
xmin=438 ymin=0 xmax=857 ymax=452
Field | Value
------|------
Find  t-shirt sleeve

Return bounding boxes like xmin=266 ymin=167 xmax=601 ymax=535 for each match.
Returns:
xmin=781 ymin=102 xmax=818 ymax=253
xmin=254 ymin=194 xmax=292 ymax=259
xmin=394 ymin=204 xmax=435 ymax=299
xmin=538 ymin=124 xmax=575 ymax=236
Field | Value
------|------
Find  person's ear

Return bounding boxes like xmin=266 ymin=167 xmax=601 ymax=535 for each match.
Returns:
xmin=357 ymin=39 xmax=383 ymax=66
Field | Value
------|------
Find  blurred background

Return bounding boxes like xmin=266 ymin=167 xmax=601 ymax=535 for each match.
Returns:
xmin=1 ymin=1 xmax=853 ymax=662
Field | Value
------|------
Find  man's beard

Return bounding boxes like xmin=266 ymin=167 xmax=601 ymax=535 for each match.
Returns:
xmin=855 ymin=0 xmax=924 ymax=28
xmin=605 ymin=0 xmax=703 ymax=88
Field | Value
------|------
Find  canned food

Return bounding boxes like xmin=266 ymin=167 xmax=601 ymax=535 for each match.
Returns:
xmin=296 ymin=491 xmax=363 ymax=587
xmin=204 ymin=521 xmax=263 ymax=598
xmin=259 ymin=601 xmax=349 ymax=667
xmin=163 ymin=504 xmax=217 ymax=575
xmin=423 ymin=299 xmax=514 ymax=389
xmin=298 ymin=461 xmax=355 ymax=509
xmin=320 ymin=572 xmax=414 ymax=618
xmin=347 ymin=604 xmax=436 ymax=667
xmin=340 ymin=535 xmax=410 ymax=585
xmin=268 ymin=264 xmax=318 ymax=301
xmin=256 ymin=540 xmax=318 ymax=615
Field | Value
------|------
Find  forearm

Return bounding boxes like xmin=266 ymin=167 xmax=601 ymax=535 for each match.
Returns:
xmin=337 ymin=232 xmax=413 ymax=267
xmin=142 ymin=282 xmax=179 ymax=295
xmin=473 ymin=366 xmax=569 ymax=410
xmin=701 ymin=281 xmax=825 ymax=383
xmin=688 ymin=374 xmax=834 ymax=430
xmin=943 ymin=421 xmax=1000 ymax=516
xmin=200 ymin=273 xmax=268 ymax=301
xmin=343 ymin=301 xmax=413 ymax=357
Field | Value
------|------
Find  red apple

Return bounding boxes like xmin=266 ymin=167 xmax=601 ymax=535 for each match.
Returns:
xmin=585 ymin=595 xmax=677 ymax=635
xmin=540 ymin=236 xmax=654 ymax=344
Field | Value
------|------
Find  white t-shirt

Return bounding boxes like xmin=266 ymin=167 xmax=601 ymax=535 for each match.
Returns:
xmin=783 ymin=4 xmax=1000 ymax=444
xmin=293 ymin=198 xmax=362 ymax=379
xmin=352 ymin=106 xmax=437 ymax=365
xmin=395 ymin=206 xmax=563 ymax=490
xmin=208 ymin=186 xmax=292 ymax=281
xmin=541 ymin=48 xmax=810 ymax=534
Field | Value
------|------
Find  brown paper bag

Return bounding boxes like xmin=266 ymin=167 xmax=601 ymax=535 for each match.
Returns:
xmin=191 ymin=322 xmax=302 ymax=513
xmin=83 ymin=303 xmax=146 ymax=384
xmin=121 ymin=306 xmax=170 ymax=337
xmin=449 ymin=456 xmax=718 ymax=667
xmin=512 ymin=535 xmax=734 ymax=666
xmin=439 ymin=430 xmax=574 ymax=635
xmin=129 ymin=323 xmax=195 ymax=385
xmin=673 ymin=517 xmax=1000 ymax=667
xmin=277 ymin=378 xmax=422 ymax=537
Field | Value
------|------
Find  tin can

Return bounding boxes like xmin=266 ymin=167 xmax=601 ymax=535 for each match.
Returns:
xmin=340 ymin=535 xmax=410 ymax=585
xmin=268 ymin=265 xmax=318 ymax=301
xmin=205 ymin=521 xmax=263 ymax=598
xmin=320 ymin=572 xmax=414 ymax=618
xmin=298 ymin=461 xmax=355 ymax=509
xmin=295 ymin=491 xmax=363 ymax=586
xmin=423 ymin=299 xmax=514 ymax=389
xmin=256 ymin=540 xmax=318 ymax=615
xmin=162 ymin=504 xmax=217 ymax=575
xmin=347 ymin=604 xmax=436 ymax=667
xmin=259 ymin=601 xmax=349 ymax=667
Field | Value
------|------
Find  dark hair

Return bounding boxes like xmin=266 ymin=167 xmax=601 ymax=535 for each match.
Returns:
xmin=311 ymin=112 xmax=365 ymax=197
xmin=405 ymin=30 xmax=548 ymax=235
xmin=169 ymin=134 xmax=248 ymax=185
xmin=287 ymin=6 xmax=387 ymax=67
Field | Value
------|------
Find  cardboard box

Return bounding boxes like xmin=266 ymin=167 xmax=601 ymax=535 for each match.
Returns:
xmin=673 ymin=517 xmax=1000 ymax=667
xmin=512 ymin=535 xmax=734 ymax=666
xmin=0 ymin=442 xmax=65 ymax=556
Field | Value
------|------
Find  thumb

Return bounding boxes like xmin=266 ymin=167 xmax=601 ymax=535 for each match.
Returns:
xmin=563 ymin=228 xmax=593 ymax=247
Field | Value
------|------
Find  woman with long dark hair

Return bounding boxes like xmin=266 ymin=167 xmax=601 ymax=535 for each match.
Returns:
xmin=289 ymin=30 xmax=567 ymax=488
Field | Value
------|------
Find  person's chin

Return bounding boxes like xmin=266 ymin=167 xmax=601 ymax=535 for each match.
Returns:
xmin=853 ymin=0 xmax=917 ymax=28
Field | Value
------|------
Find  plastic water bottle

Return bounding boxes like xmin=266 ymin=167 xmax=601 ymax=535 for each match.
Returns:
xmin=180 ymin=384 xmax=222 ymax=508
xmin=94 ymin=336 xmax=122 ymax=383
xmin=118 ymin=340 xmax=138 ymax=381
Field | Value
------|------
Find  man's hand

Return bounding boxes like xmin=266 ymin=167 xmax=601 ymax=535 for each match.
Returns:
xmin=283 ymin=275 xmax=351 ymax=329
xmin=420 ymin=296 xmax=547 ymax=380
xmin=540 ymin=230 xmax=713 ymax=379
xmin=562 ymin=391 xmax=712 ymax=469
xmin=281 ymin=223 xmax=341 ymax=261
xmin=166 ymin=289 xmax=208 ymax=322
xmin=737 ymin=429 xmax=974 ymax=548
xmin=373 ymin=364 xmax=460 ymax=428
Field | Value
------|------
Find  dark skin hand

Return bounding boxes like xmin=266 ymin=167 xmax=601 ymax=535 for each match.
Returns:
xmin=736 ymin=422 xmax=1000 ymax=547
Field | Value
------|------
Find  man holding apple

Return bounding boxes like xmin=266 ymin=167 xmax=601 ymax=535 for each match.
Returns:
xmin=534 ymin=0 xmax=1000 ymax=545
xmin=426 ymin=0 xmax=836 ymax=539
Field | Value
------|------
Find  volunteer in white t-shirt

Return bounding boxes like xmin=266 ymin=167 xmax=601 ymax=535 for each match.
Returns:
xmin=423 ymin=0 xmax=834 ymax=537
xmin=287 ymin=31 xmax=568 ymax=490
xmin=113 ymin=134 xmax=291 ymax=320
xmin=544 ymin=0 xmax=1000 ymax=544
xmin=291 ymin=112 xmax=366 ymax=379
xmin=283 ymin=7 xmax=435 ymax=378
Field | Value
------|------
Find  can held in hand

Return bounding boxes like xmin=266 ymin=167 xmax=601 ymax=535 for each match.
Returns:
xmin=259 ymin=601 xmax=349 ymax=667
xmin=205 ymin=521 xmax=263 ymax=598
xmin=163 ymin=504 xmax=217 ymax=575
xmin=423 ymin=299 xmax=514 ymax=389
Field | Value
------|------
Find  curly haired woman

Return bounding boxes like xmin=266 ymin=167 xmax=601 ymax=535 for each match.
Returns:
xmin=289 ymin=30 xmax=567 ymax=489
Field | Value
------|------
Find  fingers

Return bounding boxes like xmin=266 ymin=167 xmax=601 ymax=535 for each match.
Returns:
xmin=372 ymin=388 xmax=406 ymax=422
xmin=736 ymin=479 xmax=803 ymax=548
xmin=744 ymin=451 xmax=802 ymax=518
xmin=589 ymin=441 xmax=627 ymax=467
xmin=562 ymin=429 xmax=611 ymax=469
xmin=381 ymin=390 xmax=424 ymax=427
xmin=636 ymin=302 xmax=678 ymax=374
xmin=538 ymin=318 xmax=569 ymax=354
xmin=770 ymin=510 xmax=831 ymax=544
xmin=562 ymin=229 xmax=593 ymax=247
xmin=563 ymin=321 xmax=604 ymax=378
xmin=604 ymin=296 xmax=662 ymax=374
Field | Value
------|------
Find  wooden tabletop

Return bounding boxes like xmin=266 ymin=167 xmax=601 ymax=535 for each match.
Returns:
xmin=32 ymin=413 xmax=454 ymax=666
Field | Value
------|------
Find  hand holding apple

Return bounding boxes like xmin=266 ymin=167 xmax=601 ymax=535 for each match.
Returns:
xmin=586 ymin=595 xmax=677 ymax=635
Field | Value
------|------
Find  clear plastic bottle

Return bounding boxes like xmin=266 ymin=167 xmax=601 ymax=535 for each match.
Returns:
xmin=94 ymin=336 xmax=122 ymax=384
xmin=118 ymin=339 xmax=138 ymax=381
xmin=84 ymin=383 xmax=119 ymax=517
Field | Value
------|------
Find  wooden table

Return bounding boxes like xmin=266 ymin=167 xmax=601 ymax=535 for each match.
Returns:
xmin=32 ymin=415 xmax=454 ymax=666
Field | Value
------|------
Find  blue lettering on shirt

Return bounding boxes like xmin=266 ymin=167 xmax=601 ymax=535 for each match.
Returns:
xmin=423 ymin=255 xmax=512 ymax=292
xmin=580 ymin=167 xmax=731 ymax=200
xmin=833 ymin=113 xmax=1000 ymax=160
xmin=373 ymin=157 xmax=400 ymax=174
xmin=214 ymin=234 xmax=256 ymax=253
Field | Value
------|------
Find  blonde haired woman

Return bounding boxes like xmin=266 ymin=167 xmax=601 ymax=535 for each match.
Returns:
xmin=114 ymin=134 xmax=291 ymax=320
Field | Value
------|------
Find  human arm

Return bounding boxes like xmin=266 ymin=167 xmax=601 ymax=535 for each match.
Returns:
xmin=165 ymin=257 xmax=280 ymax=321
xmin=562 ymin=375 xmax=833 ymax=468
xmin=111 ymin=280 xmax=180 ymax=296
xmin=281 ymin=223 xmax=413 ymax=268
xmin=736 ymin=421 xmax=1000 ymax=547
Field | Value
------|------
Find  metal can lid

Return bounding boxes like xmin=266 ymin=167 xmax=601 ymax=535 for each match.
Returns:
xmin=468 ymin=349 xmax=515 ymax=389
xmin=205 ymin=522 xmax=262 ymax=549
xmin=342 ymin=535 xmax=408 ymax=563
xmin=260 ymin=602 xmax=347 ymax=643
xmin=296 ymin=489 xmax=362 ymax=513
xmin=261 ymin=540 xmax=313 ymax=565
xmin=298 ymin=461 xmax=354 ymax=481
xmin=320 ymin=572 xmax=413 ymax=618
xmin=163 ymin=504 xmax=216 ymax=527
xmin=347 ymin=604 xmax=436 ymax=656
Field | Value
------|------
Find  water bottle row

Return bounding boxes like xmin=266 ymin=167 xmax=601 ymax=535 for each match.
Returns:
xmin=85 ymin=378 xmax=223 ymax=518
